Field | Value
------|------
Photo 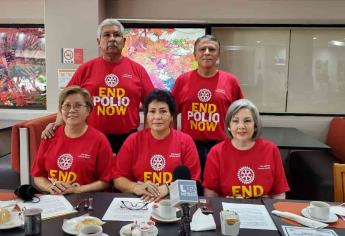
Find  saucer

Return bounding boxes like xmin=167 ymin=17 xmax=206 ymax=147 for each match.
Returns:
xmin=151 ymin=208 xmax=181 ymax=223
xmin=301 ymin=208 xmax=338 ymax=223
xmin=119 ymin=225 xmax=158 ymax=236
xmin=0 ymin=211 xmax=24 ymax=230
xmin=62 ymin=216 xmax=104 ymax=235
xmin=331 ymin=206 xmax=345 ymax=216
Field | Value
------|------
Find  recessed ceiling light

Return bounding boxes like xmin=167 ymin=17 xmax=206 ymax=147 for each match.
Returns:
xmin=329 ymin=40 xmax=345 ymax=47
xmin=256 ymin=41 xmax=261 ymax=43
xmin=313 ymin=37 xmax=317 ymax=40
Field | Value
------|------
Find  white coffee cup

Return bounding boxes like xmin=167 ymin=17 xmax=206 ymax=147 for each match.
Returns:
xmin=78 ymin=225 xmax=103 ymax=236
xmin=139 ymin=221 xmax=156 ymax=236
xmin=308 ymin=201 xmax=330 ymax=220
xmin=158 ymin=199 xmax=175 ymax=219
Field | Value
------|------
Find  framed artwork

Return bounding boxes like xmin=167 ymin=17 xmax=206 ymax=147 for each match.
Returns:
xmin=0 ymin=25 xmax=46 ymax=109
xmin=122 ymin=25 xmax=206 ymax=90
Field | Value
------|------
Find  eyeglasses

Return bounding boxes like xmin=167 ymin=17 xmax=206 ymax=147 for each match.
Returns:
xmin=61 ymin=103 xmax=87 ymax=111
xmin=120 ymin=200 xmax=149 ymax=211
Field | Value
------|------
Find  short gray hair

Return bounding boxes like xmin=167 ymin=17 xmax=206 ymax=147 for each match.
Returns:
xmin=224 ymin=99 xmax=262 ymax=140
xmin=194 ymin=34 xmax=220 ymax=54
xmin=97 ymin=18 xmax=124 ymax=40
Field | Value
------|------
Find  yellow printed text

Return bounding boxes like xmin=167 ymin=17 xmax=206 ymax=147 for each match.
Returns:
xmin=143 ymin=172 xmax=172 ymax=184
xmin=190 ymin=120 xmax=217 ymax=131
xmin=97 ymin=105 xmax=127 ymax=116
xmin=49 ymin=170 xmax=77 ymax=183
xmin=231 ymin=185 xmax=264 ymax=198
xmin=99 ymin=87 xmax=125 ymax=97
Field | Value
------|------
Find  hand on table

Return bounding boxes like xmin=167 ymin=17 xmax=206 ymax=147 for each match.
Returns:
xmin=47 ymin=180 xmax=80 ymax=194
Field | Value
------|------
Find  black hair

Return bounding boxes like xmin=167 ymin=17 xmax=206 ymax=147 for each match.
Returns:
xmin=143 ymin=89 xmax=177 ymax=116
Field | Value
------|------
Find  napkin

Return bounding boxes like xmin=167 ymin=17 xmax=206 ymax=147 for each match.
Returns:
xmin=190 ymin=208 xmax=216 ymax=231
xmin=271 ymin=210 xmax=328 ymax=229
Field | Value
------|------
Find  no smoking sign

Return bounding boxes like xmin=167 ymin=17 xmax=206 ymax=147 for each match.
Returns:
xmin=62 ymin=48 xmax=84 ymax=64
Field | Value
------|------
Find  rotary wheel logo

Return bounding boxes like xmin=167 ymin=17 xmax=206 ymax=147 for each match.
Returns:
xmin=105 ymin=74 xmax=119 ymax=87
xmin=57 ymin=154 xmax=73 ymax=170
xmin=237 ymin=166 xmax=255 ymax=184
xmin=197 ymin=89 xmax=212 ymax=102
xmin=150 ymin=155 xmax=166 ymax=171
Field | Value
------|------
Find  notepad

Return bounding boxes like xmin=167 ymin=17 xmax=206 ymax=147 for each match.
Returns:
xmin=17 ymin=195 xmax=77 ymax=220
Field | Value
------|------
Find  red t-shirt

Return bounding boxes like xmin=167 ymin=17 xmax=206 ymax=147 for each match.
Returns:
xmin=113 ymin=129 xmax=201 ymax=184
xmin=171 ymin=70 xmax=244 ymax=141
xmin=31 ymin=126 xmax=113 ymax=185
xmin=68 ymin=56 xmax=154 ymax=134
xmin=203 ymin=138 xmax=290 ymax=198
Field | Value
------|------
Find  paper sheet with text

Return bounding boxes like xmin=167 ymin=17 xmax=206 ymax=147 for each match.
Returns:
xmin=222 ymin=202 xmax=277 ymax=230
xmin=102 ymin=198 xmax=153 ymax=222
xmin=17 ymin=195 xmax=76 ymax=220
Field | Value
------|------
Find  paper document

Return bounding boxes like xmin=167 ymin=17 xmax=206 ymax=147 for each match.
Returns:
xmin=222 ymin=202 xmax=277 ymax=230
xmin=282 ymin=226 xmax=338 ymax=236
xmin=102 ymin=198 xmax=153 ymax=222
xmin=0 ymin=200 xmax=16 ymax=208
xmin=17 ymin=195 xmax=76 ymax=220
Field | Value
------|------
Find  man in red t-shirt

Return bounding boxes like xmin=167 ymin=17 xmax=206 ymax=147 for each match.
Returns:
xmin=42 ymin=19 xmax=154 ymax=153
xmin=172 ymin=35 xmax=244 ymax=180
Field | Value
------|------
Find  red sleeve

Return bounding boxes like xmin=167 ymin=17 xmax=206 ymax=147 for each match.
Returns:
xmin=181 ymin=134 xmax=201 ymax=182
xmin=202 ymin=146 xmax=221 ymax=193
xmin=269 ymin=145 xmax=290 ymax=195
xmin=30 ymin=139 xmax=49 ymax=177
xmin=233 ymin=76 xmax=244 ymax=100
xmin=139 ymin=65 xmax=154 ymax=103
xmin=95 ymin=134 xmax=114 ymax=182
xmin=67 ymin=64 xmax=85 ymax=86
xmin=171 ymin=75 xmax=182 ymax=109
xmin=112 ymin=134 xmax=136 ymax=180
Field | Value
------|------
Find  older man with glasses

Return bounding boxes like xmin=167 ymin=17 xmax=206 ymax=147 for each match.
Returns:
xmin=42 ymin=19 xmax=154 ymax=154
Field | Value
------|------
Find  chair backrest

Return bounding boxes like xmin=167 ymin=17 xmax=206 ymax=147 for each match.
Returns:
xmin=11 ymin=114 xmax=57 ymax=173
xmin=327 ymin=117 xmax=345 ymax=163
xmin=333 ymin=163 xmax=345 ymax=202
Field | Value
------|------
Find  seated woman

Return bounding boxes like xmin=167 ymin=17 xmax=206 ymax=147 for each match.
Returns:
xmin=203 ymin=99 xmax=289 ymax=199
xmin=31 ymin=86 xmax=113 ymax=194
xmin=113 ymin=89 xmax=201 ymax=200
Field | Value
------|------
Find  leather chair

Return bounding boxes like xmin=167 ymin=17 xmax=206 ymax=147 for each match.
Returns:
xmin=289 ymin=117 xmax=345 ymax=201
xmin=11 ymin=114 xmax=57 ymax=184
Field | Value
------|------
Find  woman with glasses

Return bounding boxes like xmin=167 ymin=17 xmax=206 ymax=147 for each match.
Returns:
xmin=113 ymin=89 xmax=201 ymax=201
xmin=203 ymin=99 xmax=289 ymax=199
xmin=31 ymin=86 xmax=113 ymax=194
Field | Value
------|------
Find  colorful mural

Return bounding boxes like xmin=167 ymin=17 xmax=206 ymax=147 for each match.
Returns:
xmin=123 ymin=28 xmax=205 ymax=90
xmin=0 ymin=27 xmax=46 ymax=109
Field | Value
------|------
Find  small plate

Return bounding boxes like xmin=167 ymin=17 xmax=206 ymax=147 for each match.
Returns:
xmin=331 ymin=206 xmax=345 ymax=216
xmin=119 ymin=225 xmax=158 ymax=236
xmin=301 ymin=208 xmax=338 ymax=223
xmin=151 ymin=208 xmax=181 ymax=223
xmin=0 ymin=212 xmax=23 ymax=230
xmin=62 ymin=216 xmax=104 ymax=235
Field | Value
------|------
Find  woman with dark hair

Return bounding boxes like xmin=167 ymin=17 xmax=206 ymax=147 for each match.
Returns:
xmin=203 ymin=99 xmax=289 ymax=199
xmin=31 ymin=86 xmax=113 ymax=194
xmin=113 ymin=89 xmax=201 ymax=200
